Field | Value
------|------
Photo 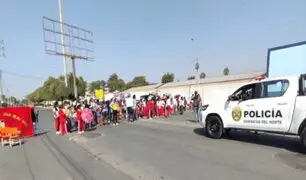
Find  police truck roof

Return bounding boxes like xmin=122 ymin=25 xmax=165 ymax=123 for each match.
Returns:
xmin=248 ymin=75 xmax=299 ymax=84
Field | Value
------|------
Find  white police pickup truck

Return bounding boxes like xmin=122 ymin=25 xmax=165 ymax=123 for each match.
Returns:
xmin=200 ymin=74 xmax=306 ymax=151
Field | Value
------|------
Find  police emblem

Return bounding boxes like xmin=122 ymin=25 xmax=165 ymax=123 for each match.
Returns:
xmin=232 ymin=107 xmax=242 ymax=122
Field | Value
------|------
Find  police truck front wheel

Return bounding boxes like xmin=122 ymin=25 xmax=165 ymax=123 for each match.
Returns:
xmin=205 ymin=116 xmax=224 ymax=139
xmin=300 ymin=127 xmax=306 ymax=153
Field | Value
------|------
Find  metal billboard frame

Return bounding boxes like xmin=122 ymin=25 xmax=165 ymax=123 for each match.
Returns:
xmin=42 ymin=16 xmax=94 ymax=98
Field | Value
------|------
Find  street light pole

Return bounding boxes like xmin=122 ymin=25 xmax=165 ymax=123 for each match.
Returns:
xmin=58 ymin=0 xmax=68 ymax=87
xmin=191 ymin=38 xmax=200 ymax=87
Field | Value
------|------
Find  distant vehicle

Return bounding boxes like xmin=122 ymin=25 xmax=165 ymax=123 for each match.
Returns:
xmin=200 ymin=74 xmax=306 ymax=152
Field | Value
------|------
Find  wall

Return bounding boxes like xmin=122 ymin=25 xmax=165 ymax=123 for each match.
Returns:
xmin=158 ymin=79 xmax=252 ymax=102
xmin=200 ymin=80 xmax=250 ymax=104
xmin=158 ymin=85 xmax=191 ymax=99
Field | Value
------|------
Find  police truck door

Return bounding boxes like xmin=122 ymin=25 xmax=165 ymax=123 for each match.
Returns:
xmin=226 ymin=83 xmax=257 ymax=129
xmin=250 ymin=79 xmax=292 ymax=132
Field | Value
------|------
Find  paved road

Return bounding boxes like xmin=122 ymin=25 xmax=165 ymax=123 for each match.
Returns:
xmin=71 ymin=114 xmax=306 ymax=180
xmin=2 ymin=109 xmax=306 ymax=180
xmin=0 ymin=108 xmax=131 ymax=180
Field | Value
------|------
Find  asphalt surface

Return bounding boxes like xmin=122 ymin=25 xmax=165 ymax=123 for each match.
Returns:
xmin=1 ymin=109 xmax=306 ymax=180
xmin=0 ymin=108 xmax=131 ymax=180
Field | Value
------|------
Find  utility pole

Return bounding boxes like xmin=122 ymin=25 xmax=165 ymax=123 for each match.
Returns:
xmin=0 ymin=40 xmax=5 ymax=104
xmin=71 ymin=56 xmax=78 ymax=98
xmin=58 ymin=0 xmax=68 ymax=87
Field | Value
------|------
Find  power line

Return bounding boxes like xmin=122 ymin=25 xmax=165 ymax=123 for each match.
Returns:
xmin=0 ymin=70 xmax=47 ymax=80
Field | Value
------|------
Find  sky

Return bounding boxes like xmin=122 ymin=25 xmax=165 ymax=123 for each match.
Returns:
xmin=0 ymin=0 xmax=305 ymax=98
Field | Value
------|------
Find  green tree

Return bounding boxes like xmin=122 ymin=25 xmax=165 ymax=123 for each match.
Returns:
xmin=59 ymin=73 xmax=87 ymax=98
xmin=117 ymin=79 xmax=126 ymax=91
xmin=27 ymin=87 xmax=45 ymax=102
xmin=200 ymin=72 xmax=206 ymax=79
xmin=107 ymin=73 xmax=126 ymax=92
xmin=21 ymin=99 xmax=29 ymax=105
xmin=161 ymin=73 xmax=175 ymax=83
xmin=27 ymin=73 xmax=87 ymax=102
xmin=88 ymin=80 xmax=106 ymax=92
xmin=187 ymin=76 xmax=196 ymax=80
xmin=125 ymin=76 xmax=149 ymax=90
xmin=223 ymin=67 xmax=230 ymax=76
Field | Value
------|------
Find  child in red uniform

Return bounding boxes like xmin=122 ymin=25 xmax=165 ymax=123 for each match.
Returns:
xmin=158 ymin=99 xmax=165 ymax=117
xmin=166 ymin=97 xmax=172 ymax=118
xmin=147 ymin=98 xmax=153 ymax=119
xmin=76 ymin=105 xmax=84 ymax=134
xmin=58 ymin=104 xmax=67 ymax=135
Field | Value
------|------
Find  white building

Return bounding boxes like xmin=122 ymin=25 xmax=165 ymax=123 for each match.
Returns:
xmin=125 ymin=72 xmax=264 ymax=104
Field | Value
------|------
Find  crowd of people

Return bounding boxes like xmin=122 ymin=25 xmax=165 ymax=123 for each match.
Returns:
xmin=52 ymin=92 xmax=199 ymax=135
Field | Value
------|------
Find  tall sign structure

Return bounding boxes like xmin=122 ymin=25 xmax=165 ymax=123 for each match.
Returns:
xmin=42 ymin=14 xmax=94 ymax=98
xmin=0 ymin=40 xmax=5 ymax=103
xmin=58 ymin=0 xmax=68 ymax=87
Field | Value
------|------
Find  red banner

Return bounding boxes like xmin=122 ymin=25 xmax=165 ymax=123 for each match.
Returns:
xmin=0 ymin=106 xmax=34 ymax=137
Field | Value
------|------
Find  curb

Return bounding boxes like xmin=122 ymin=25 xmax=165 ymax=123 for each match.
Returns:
xmin=138 ymin=118 xmax=200 ymax=128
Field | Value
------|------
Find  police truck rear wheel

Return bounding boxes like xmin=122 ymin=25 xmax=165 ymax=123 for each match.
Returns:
xmin=300 ymin=127 xmax=306 ymax=153
xmin=206 ymin=116 xmax=223 ymax=139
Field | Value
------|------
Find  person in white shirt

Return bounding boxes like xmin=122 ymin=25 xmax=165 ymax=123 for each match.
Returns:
xmin=132 ymin=95 xmax=137 ymax=121
xmin=125 ymin=94 xmax=133 ymax=122
xmin=157 ymin=99 xmax=163 ymax=117
xmin=53 ymin=101 xmax=60 ymax=134
xmin=166 ymin=97 xmax=172 ymax=118
xmin=173 ymin=97 xmax=177 ymax=113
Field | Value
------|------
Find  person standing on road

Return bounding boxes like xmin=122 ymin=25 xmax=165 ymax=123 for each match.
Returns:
xmin=166 ymin=96 xmax=172 ymax=118
xmin=53 ymin=101 xmax=60 ymax=135
xmin=31 ymin=107 xmax=39 ymax=136
xmin=147 ymin=96 xmax=153 ymax=119
xmin=132 ymin=95 xmax=137 ymax=121
xmin=183 ymin=97 xmax=187 ymax=111
xmin=159 ymin=98 xmax=165 ymax=117
xmin=82 ymin=104 xmax=93 ymax=130
xmin=64 ymin=103 xmax=72 ymax=133
xmin=111 ymin=99 xmax=119 ymax=126
xmin=96 ymin=102 xmax=103 ymax=126
xmin=58 ymin=104 xmax=67 ymax=135
xmin=191 ymin=91 xmax=202 ymax=123
xmin=102 ymin=101 xmax=110 ymax=125
xmin=125 ymin=94 xmax=133 ymax=122
xmin=76 ymin=105 xmax=84 ymax=134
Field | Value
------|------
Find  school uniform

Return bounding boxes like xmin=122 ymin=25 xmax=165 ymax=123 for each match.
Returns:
xmin=76 ymin=109 xmax=84 ymax=133
xmin=58 ymin=108 xmax=67 ymax=135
